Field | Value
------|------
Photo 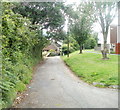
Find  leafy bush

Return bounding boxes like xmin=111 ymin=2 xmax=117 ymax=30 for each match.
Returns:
xmin=1 ymin=3 xmax=48 ymax=109
xmin=15 ymin=81 xmax=26 ymax=92
xmin=84 ymin=37 xmax=97 ymax=49
xmin=110 ymin=51 xmax=116 ymax=54
xmin=62 ymin=44 xmax=77 ymax=55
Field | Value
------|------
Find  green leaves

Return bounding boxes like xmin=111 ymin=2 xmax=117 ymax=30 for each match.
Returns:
xmin=1 ymin=3 xmax=48 ymax=108
xmin=12 ymin=2 xmax=68 ymax=43
xmin=13 ymin=2 xmax=65 ymax=30
xmin=68 ymin=2 xmax=95 ymax=49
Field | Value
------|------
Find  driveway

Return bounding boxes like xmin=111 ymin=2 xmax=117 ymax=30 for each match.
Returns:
xmin=15 ymin=56 xmax=118 ymax=108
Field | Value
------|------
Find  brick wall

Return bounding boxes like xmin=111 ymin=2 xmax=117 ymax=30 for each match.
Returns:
xmin=116 ymin=43 xmax=120 ymax=54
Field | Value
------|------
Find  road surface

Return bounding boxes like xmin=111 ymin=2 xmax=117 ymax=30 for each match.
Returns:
xmin=15 ymin=56 xmax=118 ymax=108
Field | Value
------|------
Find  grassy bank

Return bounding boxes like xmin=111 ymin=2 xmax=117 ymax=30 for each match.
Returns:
xmin=62 ymin=51 xmax=118 ymax=88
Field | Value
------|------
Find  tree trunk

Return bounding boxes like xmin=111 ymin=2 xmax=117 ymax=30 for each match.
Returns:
xmin=40 ymin=49 xmax=43 ymax=59
xmin=101 ymin=34 xmax=109 ymax=59
xmin=79 ymin=45 xmax=83 ymax=54
xmin=67 ymin=35 xmax=70 ymax=57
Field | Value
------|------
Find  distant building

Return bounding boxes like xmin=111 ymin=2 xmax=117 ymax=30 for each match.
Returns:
xmin=43 ymin=42 xmax=62 ymax=55
xmin=43 ymin=43 xmax=59 ymax=52
xmin=95 ymin=24 xmax=120 ymax=54
xmin=94 ymin=28 xmax=110 ymax=53
xmin=110 ymin=25 xmax=117 ymax=53
xmin=110 ymin=23 xmax=120 ymax=54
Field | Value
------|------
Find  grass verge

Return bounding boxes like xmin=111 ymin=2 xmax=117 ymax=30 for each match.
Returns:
xmin=61 ymin=50 xmax=118 ymax=88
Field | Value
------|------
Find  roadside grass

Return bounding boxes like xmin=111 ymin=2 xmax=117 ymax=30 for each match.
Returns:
xmin=61 ymin=50 xmax=118 ymax=88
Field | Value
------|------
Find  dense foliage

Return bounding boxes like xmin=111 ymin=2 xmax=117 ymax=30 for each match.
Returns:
xmin=84 ymin=37 xmax=96 ymax=49
xmin=1 ymin=2 xmax=66 ymax=108
xmin=1 ymin=3 xmax=48 ymax=109
xmin=84 ymin=34 xmax=98 ymax=49
xmin=62 ymin=35 xmax=79 ymax=55
xmin=67 ymin=2 xmax=95 ymax=54
xmin=12 ymin=2 xmax=66 ymax=41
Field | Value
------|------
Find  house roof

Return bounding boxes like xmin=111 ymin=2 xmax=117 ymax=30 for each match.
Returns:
xmin=55 ymin=43 xmax=61 ymax=47
xmin=43 ymin=43 xmax=58 ymax=51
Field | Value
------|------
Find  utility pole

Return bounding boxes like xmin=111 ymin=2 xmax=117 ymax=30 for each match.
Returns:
xmin=67 ymin=32 xmax=69 ymax=57
xmin=40 ymin=29 xmax=43 ymax=59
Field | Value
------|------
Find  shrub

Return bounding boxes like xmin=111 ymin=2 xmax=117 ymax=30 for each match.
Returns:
xmin=1 ymin=3 xmax=47 ymax=109
xmin=110 ymin=51 xmax=116 ymax=54
xmin=15 ymin=81 xmax=26 ymax=92
xmin=62 ymin=44 xmax=75 ymax=55
xmin=84 ymin=37 xmax=97 ymax=49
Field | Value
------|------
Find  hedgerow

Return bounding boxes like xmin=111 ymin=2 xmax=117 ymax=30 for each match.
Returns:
xmin=1 ymin=3 xmax=48 ymax=109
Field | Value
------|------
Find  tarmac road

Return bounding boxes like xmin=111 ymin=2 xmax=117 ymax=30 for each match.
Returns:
xmin=15 ymin=56 xmax=118 ymax=108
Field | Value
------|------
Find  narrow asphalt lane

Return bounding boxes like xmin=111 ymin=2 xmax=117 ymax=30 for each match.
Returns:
xmin=16 ymin=56 xmax=118 ymax=108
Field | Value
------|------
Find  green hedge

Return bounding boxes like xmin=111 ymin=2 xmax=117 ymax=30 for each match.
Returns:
xmin=1 ymin=3 xmax=47 ymax=109
xmin=62 ymin=43 xmax=78 ymax=55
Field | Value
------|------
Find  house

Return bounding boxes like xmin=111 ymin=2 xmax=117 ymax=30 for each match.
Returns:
xmin=43 ymin=43 xmax=59 ymax=52
xmin=110 ymin=24 xmax=120 ymax=54
xmin=110 ymin=25 xmax=117 ymax=53
xmin=43 ymin=42 xmax=62 ymax=55
xmin=94 ymin=28 xmax=110 ymax=53
xmin=94 ymin=24 xmax=120 ymax=54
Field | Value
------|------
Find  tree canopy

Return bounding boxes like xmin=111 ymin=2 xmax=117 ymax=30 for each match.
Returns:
xmin=13 ymin=2 xmax=65 ymax=30
xmin=69 ymin=2 xmax=95 ymax=53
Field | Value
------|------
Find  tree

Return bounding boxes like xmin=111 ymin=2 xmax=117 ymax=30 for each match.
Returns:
xmin=12 ymin=2 xmax=67 ymax=49
xmin=12 ymin=2 xmax=66 ymax=57
xmin=71 ymin=19 xmax=88 ymax=53
xmin=12 ymin=2 xmax=65 ymax=31
xmin=70 ymin=2 xmax=94 ymax=54
xmin=62 ymin=34 xmax=79 ymax=56
xmin=94 ymin=2 xmax=117 ymax=59
xmin=46 ymin=29 xmax=66 ymax=42
xmin=84 ymin=36 xmax=97 ymax=49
